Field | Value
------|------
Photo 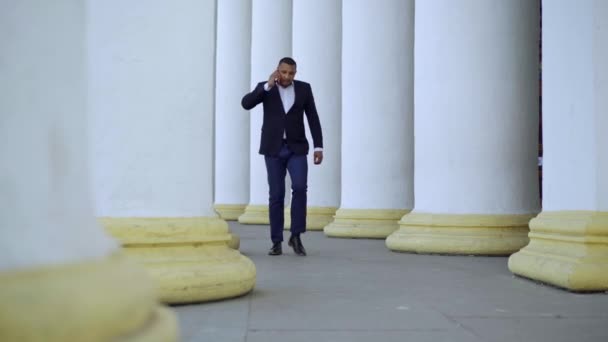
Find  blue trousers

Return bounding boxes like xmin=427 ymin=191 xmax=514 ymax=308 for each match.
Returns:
xmin=264 ymin=143 xmax=308 ymax=243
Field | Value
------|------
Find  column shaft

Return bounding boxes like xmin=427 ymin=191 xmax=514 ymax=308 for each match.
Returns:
xmin=284 ymin=0 xmax=342 ymax=230
xmin=214 ymin=0 xmax=252 ymax=221
xmin=88 ymin=0 xmax=255 ymax=303
xmin=324 ymin=0 xmax=414 ymax=238
xmin=509 ymin=0 xmax=608 ymax=291
xmin=0 ymin=1 xmax=176 ymax=339
xmin=387 ymin=0 xmax=540 ymax=254
xmin=239 ymin=0 xmax=293 ymax=224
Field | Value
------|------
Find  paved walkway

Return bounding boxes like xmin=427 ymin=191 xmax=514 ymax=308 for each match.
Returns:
xmin=175 ymin=222 xmax=608 ymax=342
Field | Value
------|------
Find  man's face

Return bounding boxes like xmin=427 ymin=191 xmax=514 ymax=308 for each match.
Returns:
xmin=277 ymin=63 xmax=296 ymax=87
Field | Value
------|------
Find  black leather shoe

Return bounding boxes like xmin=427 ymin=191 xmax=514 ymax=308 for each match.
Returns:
xmin=288 ymin=235 xmax=306 ymax=256
xmin=268 ymin=242 xmax=282 ymax=256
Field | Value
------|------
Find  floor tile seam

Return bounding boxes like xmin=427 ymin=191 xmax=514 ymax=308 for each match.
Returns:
xmin=245 ymin=328 xmax=453 ymax=332
xmin=244 ymin=291 xmax=254 ymax=342
xmin=447 ymin=314 xmax=608 ymax=319
xmin=437 ymin=310 xmax=486 ymax=341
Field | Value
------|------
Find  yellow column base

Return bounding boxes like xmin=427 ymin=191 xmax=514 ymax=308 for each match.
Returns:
xmin=509 ymin=211 xmax=608 ymax=291
xmin=284 ymin=206 xmax=338 ymax=231
xmin=214 ymin=204 xmax=247 ymax=221
xmin=238 ymin=204 xmax=269 ymax=225
xmin=228 ymin=233 xmax=240 ymax=250
xmin=101 ymin=217 xmax=256 ymax=304
xmin=0 ymin=255 xmax=178 ymax=342
xmin=324 ymin=209 xmax=410 ymax=239
xmin=386 ymin=212 xmax=534 ymax=255
xmin=210 ymin=205 xmax=242 ymax=249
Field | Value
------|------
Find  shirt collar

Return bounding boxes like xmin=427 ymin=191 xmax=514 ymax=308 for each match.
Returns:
xmin=279 ymin=82 xmax=294 ymax=90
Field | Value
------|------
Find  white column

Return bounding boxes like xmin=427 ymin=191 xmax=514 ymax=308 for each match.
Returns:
xmin=324 ymin=0 xmax=414 ymax=238
xmin=214 ymin=0 xmax=252 ymax=221
xmin=88 ymin=1 xmax=216 ymax=219
xmin=0 ymin=2 xmax=176 ymax=340
xmin=509 ymin=0 xmax=608 ymax=291
xmin=88 ymin=0 xmax=255 ymax=303
xmin=1 ymin=0 xmax=115 ymax=273
xmin=283 ymin=0 xmax=342 ymax=230
xmin=238 ymin=0 xmax=293 ymax=224
xmin=387 ymin=0 xmax=540 ymax=254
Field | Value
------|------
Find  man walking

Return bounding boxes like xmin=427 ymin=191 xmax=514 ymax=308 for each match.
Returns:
xmin=241 ymin=57 xmax=323 ymax=256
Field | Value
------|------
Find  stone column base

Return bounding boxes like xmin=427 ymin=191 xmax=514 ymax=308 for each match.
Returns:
xmin=386 ymin=212 xmax=534 ymax=255
xmin=509 ymin=211 xmax=608 ymax=291
xmin=209 ymin=205 xmax=241 ymax=249
xmin=324 ymin=209 xmax=410 ymax=239
xmin=101 ymin=217 xmax=256 ymax=304
xmin=238 ymin=205 xmax=269 ymax=225
xmin=284 ymin=206 xmax=338 ymax=231
xmin=228 ymin=233 xmax=240 ymax=250
xmin=0 ymin=255 xmax=177 ymax=342
xmin=214 ymin=204 xmax=247 ymax=221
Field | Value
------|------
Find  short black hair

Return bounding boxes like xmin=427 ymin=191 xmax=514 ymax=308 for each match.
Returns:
xmin=278 ymin=57 xmax=297 ymax=67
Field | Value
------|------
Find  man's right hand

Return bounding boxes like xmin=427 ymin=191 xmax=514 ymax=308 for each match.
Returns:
xmin=267 ymin=70 xmax=280 ymax=88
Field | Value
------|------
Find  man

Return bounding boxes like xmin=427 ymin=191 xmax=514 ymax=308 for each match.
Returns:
xmin=241 ymin=57 xmax=323 ymax=256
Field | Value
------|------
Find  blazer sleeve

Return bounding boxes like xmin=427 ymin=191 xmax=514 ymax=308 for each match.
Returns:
xmin=241 ymin=82 xmax=266 ymax=110
xmin=304 ymin=84 xmax=323 ymax=149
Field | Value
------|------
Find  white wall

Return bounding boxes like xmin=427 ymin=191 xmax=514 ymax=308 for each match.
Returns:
xmin=0 ymin=1 xmax=116 ymax=271
xmin=87 ymin=0 xmax=217 ymax=217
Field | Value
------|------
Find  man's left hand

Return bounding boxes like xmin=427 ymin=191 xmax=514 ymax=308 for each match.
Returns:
xmin=314 ymin=151 xmax=323 ymax=165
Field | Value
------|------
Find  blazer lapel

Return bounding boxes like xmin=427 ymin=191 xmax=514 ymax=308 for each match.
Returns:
xmin=270 ymin=86 xmax=286 ymax=114
xmin=286 ymin=81 xmax=298 ymax=114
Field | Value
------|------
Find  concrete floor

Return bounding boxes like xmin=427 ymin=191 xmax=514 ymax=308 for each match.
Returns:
xmin=174 ymin=222 xmax=608 ymax=342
